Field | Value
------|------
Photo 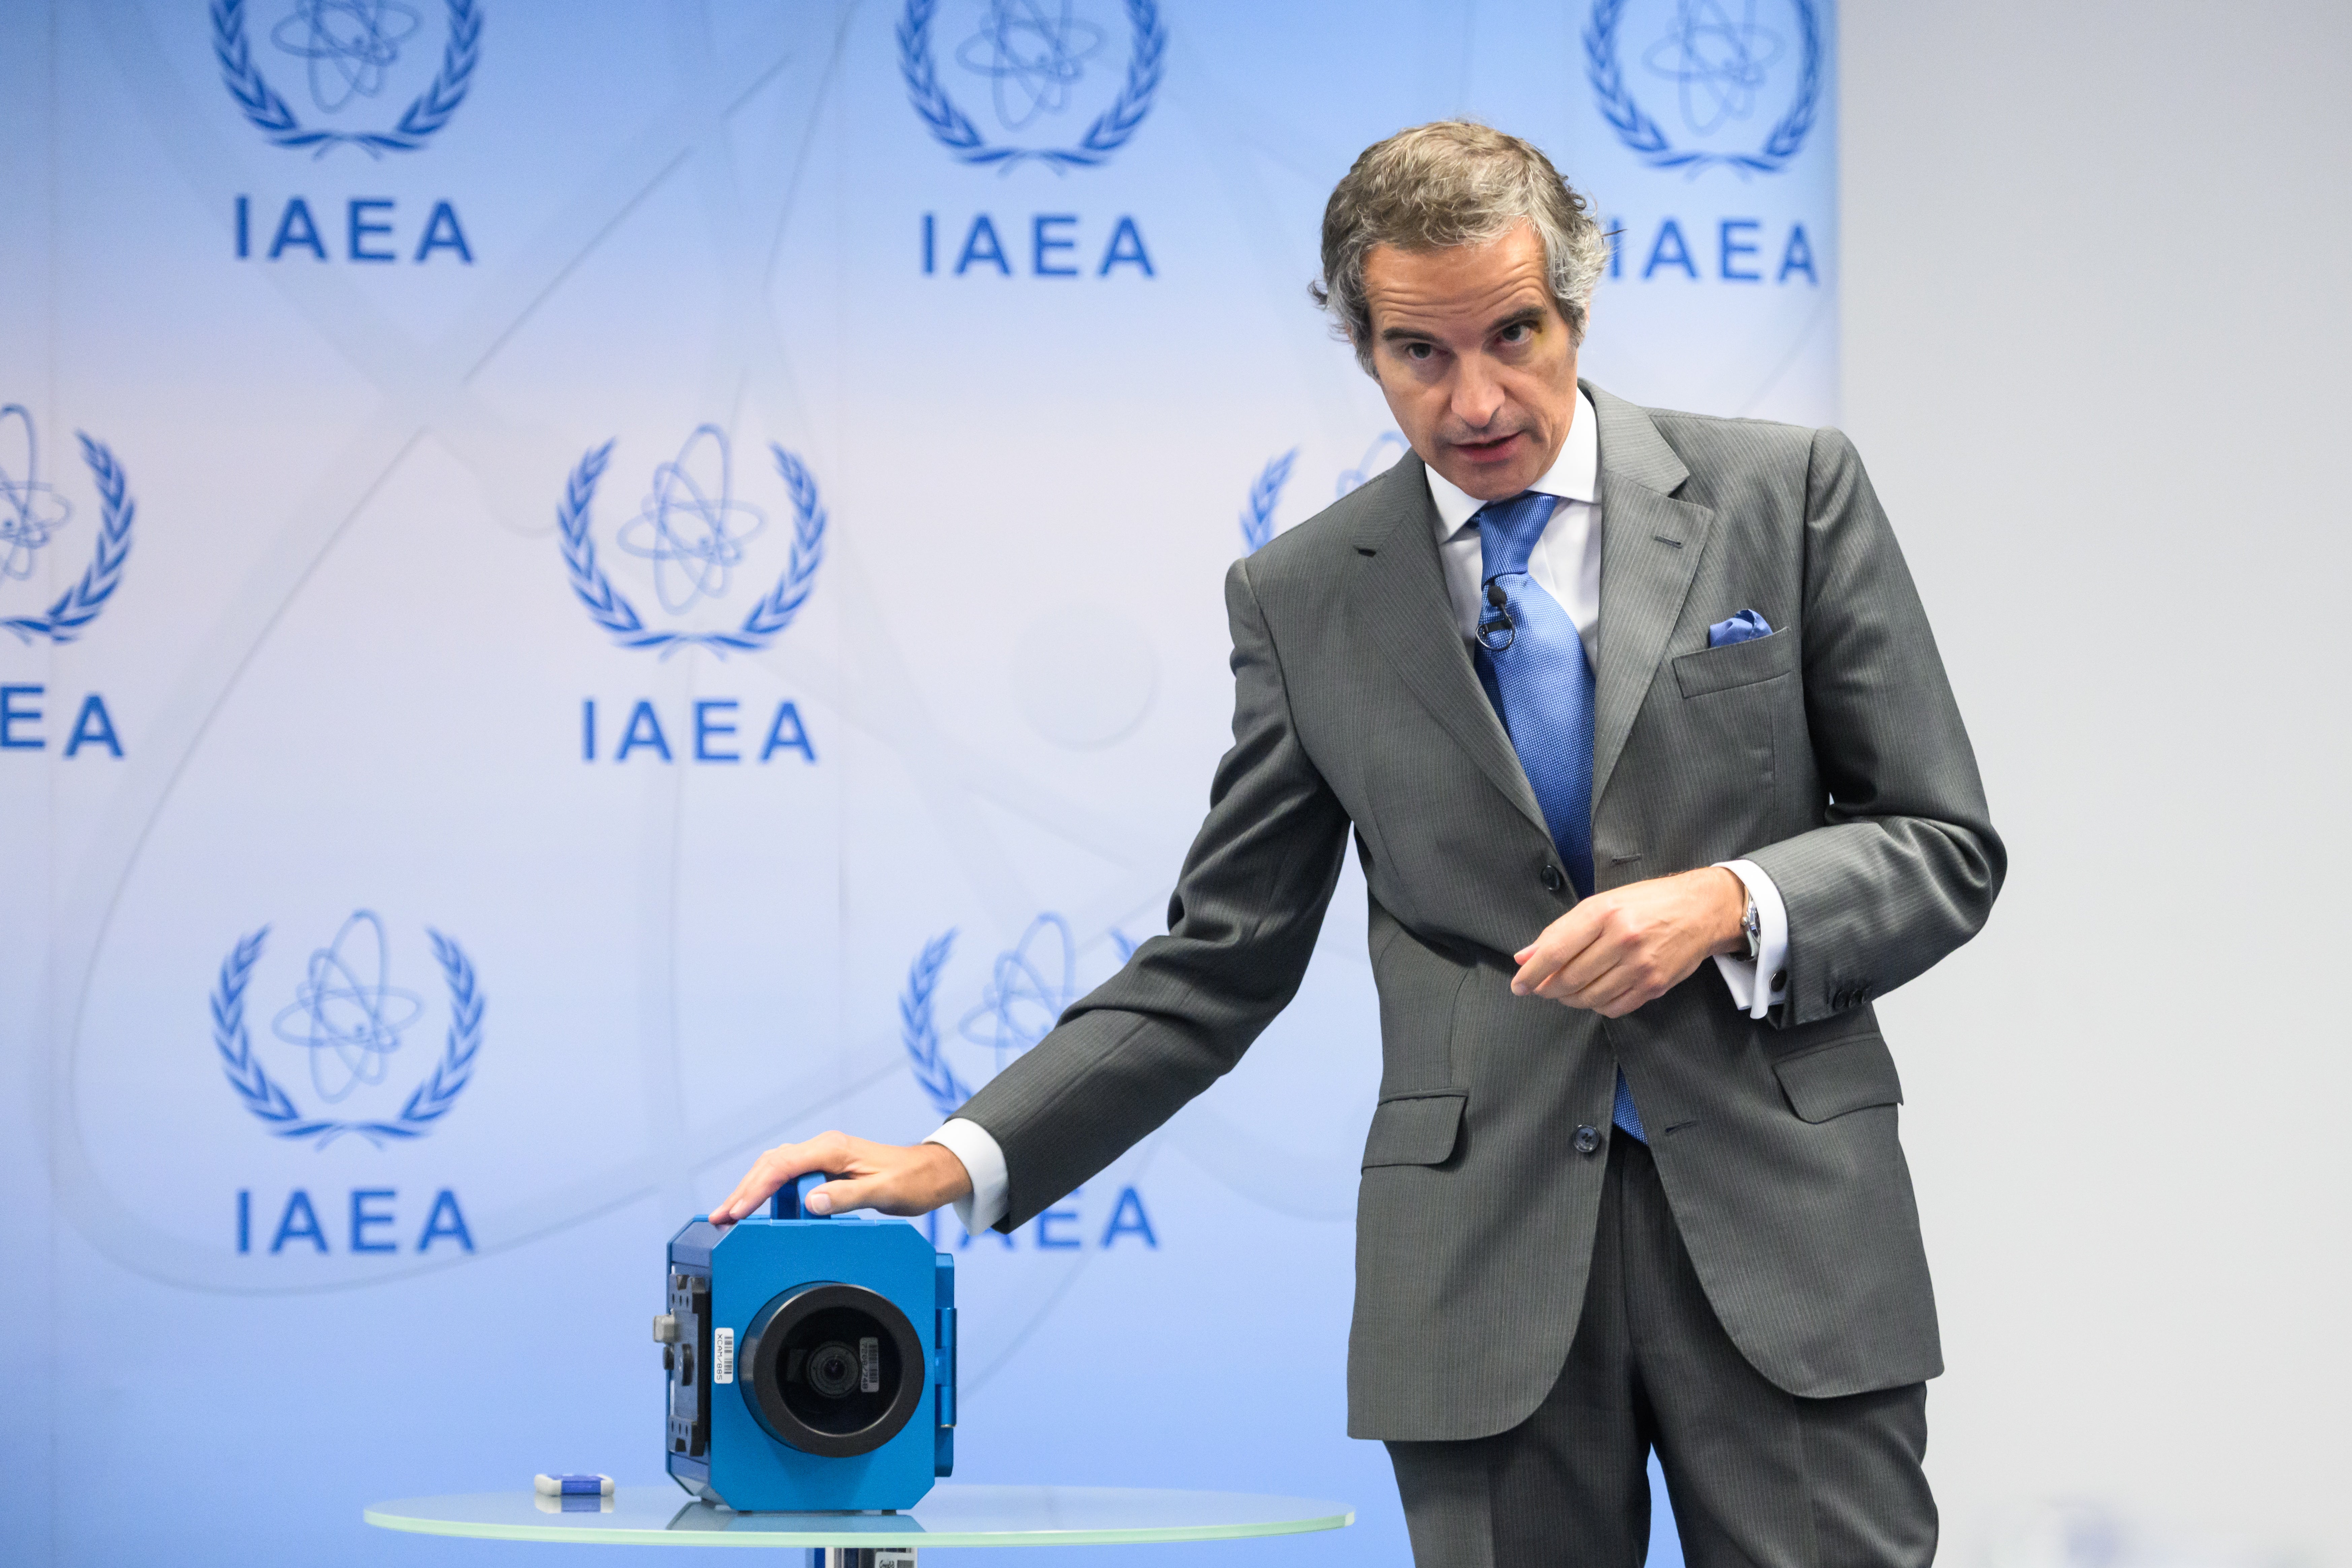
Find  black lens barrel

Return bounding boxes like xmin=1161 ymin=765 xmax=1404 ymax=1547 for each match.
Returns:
xmin=739 ymin=1282 xmax=926 ymax=1459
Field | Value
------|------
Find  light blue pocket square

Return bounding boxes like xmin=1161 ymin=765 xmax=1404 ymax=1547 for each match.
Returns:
xmin=1708 ymin=609 xmax=1774 ymax=647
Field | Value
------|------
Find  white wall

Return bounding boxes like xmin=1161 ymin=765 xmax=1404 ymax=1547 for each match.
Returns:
xmin=1840 ymin=4 xmax=2352 ymax=1563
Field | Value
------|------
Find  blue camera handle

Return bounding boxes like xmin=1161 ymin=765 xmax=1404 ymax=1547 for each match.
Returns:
xmin=768 ymin=1172 xmax=845 ymax=1221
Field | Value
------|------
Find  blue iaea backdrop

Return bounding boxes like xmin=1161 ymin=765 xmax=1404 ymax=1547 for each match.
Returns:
xmin=0 ymin=2 xmax=1835 ymax=1563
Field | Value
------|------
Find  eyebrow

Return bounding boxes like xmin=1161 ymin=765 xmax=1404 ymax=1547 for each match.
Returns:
xmin=1378 ymin=306 xmax=1549 ymax=344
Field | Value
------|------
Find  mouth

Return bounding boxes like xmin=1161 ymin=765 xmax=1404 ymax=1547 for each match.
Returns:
xmin=1449 ymin=430 xmax=1526 ymax=463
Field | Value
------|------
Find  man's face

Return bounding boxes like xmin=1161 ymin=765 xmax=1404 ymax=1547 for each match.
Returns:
xmin=1361 ymin=221 xmax=1581 ymax=502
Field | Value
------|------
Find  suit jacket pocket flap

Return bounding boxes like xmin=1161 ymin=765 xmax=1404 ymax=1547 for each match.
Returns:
xmin=1363 ymin=1090 xmax=1467 ymax=1168
xmin=1774 ymin=1035 xmax=1903 ymax=1123
xmin=1674 ymin=629 xmax=1796 ymax=697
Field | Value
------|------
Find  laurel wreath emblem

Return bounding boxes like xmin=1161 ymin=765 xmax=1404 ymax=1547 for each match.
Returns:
xmin=211 ymin=0 xmax=482 ymax=158
xmin=556 ymin=440 xmax=827 ymax=657
xmin=900 ymin=931 xmax=975 ymax=1119
xmin=1 ymin=433 xmax=133 ymax=646
xmin=897 ymin=0 xmax=1166 ymax=171
xmin=1583 ymin=0 xmax=1820 ymax=176
xmin=1239 ymin=448 xmax=1296 ymax=554
xmin=211 ymin=925 xmax=485 ymax=1148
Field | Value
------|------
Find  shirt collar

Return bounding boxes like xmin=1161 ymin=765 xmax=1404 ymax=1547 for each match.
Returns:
xmin=1424 ymin=388 xmax=1598 ymax=540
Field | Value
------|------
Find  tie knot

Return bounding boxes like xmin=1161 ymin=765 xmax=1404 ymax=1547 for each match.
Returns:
xmin=1474 ymin=491 xmax=1560 ymax=580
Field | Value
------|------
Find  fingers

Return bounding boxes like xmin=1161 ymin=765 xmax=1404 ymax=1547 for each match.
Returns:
xmin=713 ymin=1135 xmax=973 ymax=1223
xmin=1536 ymin=929 xmax=1631 ymax=1002
xmin=1512 ymin=907 xmax=1600 ymax=997
xmin=1517 ymin=907 xmax=1635 ymax=1005
xmin=811 ymin=1142 xmax=973 ymax=1218
xmin=713 ymin=1160 xmax=783 ymax=1225
xmin=1535 ymin=961 xmax=1636 ymax=1014
xmin=803 ymin=1176 xmax=870 ymax=1216
xmin=800 ymin=1134 xmax=899 ymax=1215
xmin=1513 ymin=887 xmax=1702 ymax=1016
xmin=713 ymin=1132 xmax=856 ymax=1224
xmin=1562 ymin=968 xmax=1655 ymax=1017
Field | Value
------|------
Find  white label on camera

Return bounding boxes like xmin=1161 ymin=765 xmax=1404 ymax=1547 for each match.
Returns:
xmin=713 ymin=1327 xmax=735 ymax=1384
xmin=874 ymin=1552 xmax=917 ymax=1568
xmin=860 ymin=1336 xmax=880 ymax=1393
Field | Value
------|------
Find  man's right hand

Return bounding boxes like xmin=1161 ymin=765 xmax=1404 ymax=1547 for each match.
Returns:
xmin=711 ymin=1132 xmax=974 ymax=1225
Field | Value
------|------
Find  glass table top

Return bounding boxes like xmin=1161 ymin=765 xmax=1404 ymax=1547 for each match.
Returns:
xmin=364 ymin=1482 xmax=1355 ymax=1548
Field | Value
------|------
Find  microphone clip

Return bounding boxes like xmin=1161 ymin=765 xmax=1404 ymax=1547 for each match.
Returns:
xmin=1476 ymin=580 xmax=1516 ymax=653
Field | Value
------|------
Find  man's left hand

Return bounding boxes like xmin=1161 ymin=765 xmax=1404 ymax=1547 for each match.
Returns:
xmin=1512 ymin=867 xmax=1746 ymax=1017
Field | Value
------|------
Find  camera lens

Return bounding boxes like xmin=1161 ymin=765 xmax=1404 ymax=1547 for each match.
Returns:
xmin=806 ymin=1341 xmax=859 ymax=1399
xmin=740 ymin=1284 xmax=927 ymax=1458
xmin=779 ymin=1310 xmax=892 ymax=1430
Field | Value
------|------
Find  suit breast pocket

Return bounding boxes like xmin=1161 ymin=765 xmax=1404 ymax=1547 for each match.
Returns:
xmin=1664 ymin=631 xmax=1793 ymax=797
xmin=1673 ymin=628 xmax=1796 ymax=697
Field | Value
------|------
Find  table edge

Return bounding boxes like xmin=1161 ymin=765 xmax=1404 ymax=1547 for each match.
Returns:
xmin=362 ymin=1494 xmax=1356 ymax=1548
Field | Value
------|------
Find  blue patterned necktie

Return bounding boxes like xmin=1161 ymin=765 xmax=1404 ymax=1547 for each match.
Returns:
xmin=1472 ymin=491 xmax=1648 ymax=1143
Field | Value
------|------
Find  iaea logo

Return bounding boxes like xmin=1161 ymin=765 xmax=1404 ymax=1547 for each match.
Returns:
xmin=212 ymin=909 xmax=485 ymax=1147
xmin=1239 ymin=432 xmax=1410 ymax=554
xmin=901 ymin=914 xmax=1135 ymax=1116
xmin=1585 ymin=0 xmax=1822 ymax=175
xmin=899 ymin=0 xmax=1166 ymax=171
xmin=212 ymin=0 xmax=481 ymax=157
xmin=0 ymin=405 xmax=136 ymax=646
xmin=557 ymin=426 xmax=827 ymax=657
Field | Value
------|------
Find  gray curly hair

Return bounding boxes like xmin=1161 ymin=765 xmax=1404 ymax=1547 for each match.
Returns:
xmin=1312 ymin=121 xmax=1609 ymax=373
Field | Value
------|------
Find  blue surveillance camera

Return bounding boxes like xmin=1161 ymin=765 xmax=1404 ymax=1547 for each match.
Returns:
xmin=660 ymin=1175 xmax=955 ymax=1511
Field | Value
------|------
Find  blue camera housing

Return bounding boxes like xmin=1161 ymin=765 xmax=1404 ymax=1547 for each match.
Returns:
xmin=663 ymin=1179 xmax=955 ymax=1512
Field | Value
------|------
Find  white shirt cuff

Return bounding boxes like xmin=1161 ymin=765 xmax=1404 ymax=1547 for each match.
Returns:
xmin=925 ymin=1119 xmax=1010 ymax=1236
xmin=1710 ymin=859 xmax=1789 ymax=1021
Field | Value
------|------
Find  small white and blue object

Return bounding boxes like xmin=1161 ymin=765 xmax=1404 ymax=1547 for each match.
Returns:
xmin=659 ymin=1174 xmax=956 ymax=1512
xmin=532 ymin=1474 xmax=613 ymax=1514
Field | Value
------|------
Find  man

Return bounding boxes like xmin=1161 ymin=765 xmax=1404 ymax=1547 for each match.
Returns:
xmin=718 ymin=121 xmax=2002 ymax=1566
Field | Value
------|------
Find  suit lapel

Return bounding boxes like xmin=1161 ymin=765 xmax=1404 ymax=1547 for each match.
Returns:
xmin=1350 ymin=456 xmax=1551 ymax=840
xmin=1587 ymin=386 xmax=1715 ymax=807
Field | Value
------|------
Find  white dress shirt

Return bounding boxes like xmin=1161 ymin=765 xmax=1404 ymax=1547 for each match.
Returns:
xmin=932 ymin=392 xmax=1787 ymax=1236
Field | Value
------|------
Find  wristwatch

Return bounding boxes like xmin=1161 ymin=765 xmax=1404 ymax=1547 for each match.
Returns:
xmin=1739 ymin=890 xmax=1762 ymax=962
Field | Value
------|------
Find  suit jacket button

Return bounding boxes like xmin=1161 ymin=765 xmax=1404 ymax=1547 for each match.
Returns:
xmin=1572 ymin=1125 xmax=1601 ymax=1156
xmin=1540 ymin=863 xmax=1565 ymax=893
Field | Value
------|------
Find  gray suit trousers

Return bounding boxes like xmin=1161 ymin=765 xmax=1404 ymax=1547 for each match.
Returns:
xmin=1386 ymin=1133 xmax=1936 ymax=1568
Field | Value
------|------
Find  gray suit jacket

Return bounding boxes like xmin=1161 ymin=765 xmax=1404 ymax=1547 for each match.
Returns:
xmin=956 ymin=383 xmax=2004 ymax=1442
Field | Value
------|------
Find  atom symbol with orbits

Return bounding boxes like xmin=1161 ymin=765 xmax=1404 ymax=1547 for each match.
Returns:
xmin=0 ymin=405 xmax=73 ymax=585
xmin=1644 ymin=0 xmax=1784 ymax=136
xmin=616 ymin=425 xmax=770 ymax=616
xmin=956 ymin=0 xmax=1107 ymax=132
xmin=271 ymin=910 xmax=424 ymax=1104
xmin=271 ymin=0 xmax=425 ymax=114
xmin=959 ymin=914 xmax=1077 ymax=1075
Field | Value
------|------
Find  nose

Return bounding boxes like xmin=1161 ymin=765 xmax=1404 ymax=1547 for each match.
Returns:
xmin=1451 ymin=355 xmax=1506 ymax=431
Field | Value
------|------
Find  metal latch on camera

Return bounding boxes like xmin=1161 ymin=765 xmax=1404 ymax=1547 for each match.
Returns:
xmin=652 ymin=1313 xmax=679 ymax=1343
